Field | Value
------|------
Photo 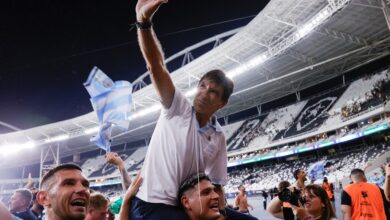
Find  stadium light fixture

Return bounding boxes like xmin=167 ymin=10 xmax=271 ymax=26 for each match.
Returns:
xmin=44 ymin=134 xmax=70 ymax=143
xmin=295 ymin=8 xmax=330 ymax=40
xmin=84 ymin=126 xmax=100 ymax=134
xmin=128 ymin=103 xmax=162 ymax=120
xmin=0 ymin=141 xmax=36 ymax=156
xmin=226 ymin=54 xmax=268 ymax=79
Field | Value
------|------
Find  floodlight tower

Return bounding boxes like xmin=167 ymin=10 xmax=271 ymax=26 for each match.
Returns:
xmin=39 ymin=143 xmax=60 ymax=187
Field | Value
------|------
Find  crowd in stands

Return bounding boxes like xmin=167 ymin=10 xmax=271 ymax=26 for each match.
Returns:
xmin=341 ymin=72 xmax=390 ymax=119
xmin=225 ymin=142 xmax=390 ymax=194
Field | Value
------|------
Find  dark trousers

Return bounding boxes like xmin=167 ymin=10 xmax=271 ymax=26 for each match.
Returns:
xmin=130 ymin=197 xmax=187 ymax=220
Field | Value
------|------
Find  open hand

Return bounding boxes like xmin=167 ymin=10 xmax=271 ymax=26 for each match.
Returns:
xmin=136 ymin=0 xmax=168 ymax=22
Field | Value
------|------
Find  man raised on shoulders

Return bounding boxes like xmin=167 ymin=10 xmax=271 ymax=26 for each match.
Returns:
xmin=132 ymin=0 xmax=234 ymax=219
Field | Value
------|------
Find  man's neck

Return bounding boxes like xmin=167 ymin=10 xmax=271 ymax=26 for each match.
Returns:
xmin=196 ymin=112 xmax=212 ymax=128
xmin=46 ymin=211 xmax=63 ymax=220
xmin=297 ymin=179 xmax=305 ymax=188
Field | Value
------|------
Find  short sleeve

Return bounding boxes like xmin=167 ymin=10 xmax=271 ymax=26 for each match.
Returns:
xmin=341 ymin=190 xmax=352 ymax=206
xmin=161 ymin=89 xmax=192 ymax=119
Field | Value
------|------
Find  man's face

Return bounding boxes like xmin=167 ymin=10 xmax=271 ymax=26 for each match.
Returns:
xmin=193 ymin=78 xmax=226 ymax=117
xmin=9 ymin=192 xmax=26 ymax=212
xmin=41 ymin=169 xmax=90 ymax=220
xmin=299 ymin=170 xmax=307 ymax=181
xmin=87 ymin=206 xmax=109 ymax=220
xmin=239 ymin=186 xmax=245 ymax=193
xmin=183 ymin=180 xmax=221 ymax=220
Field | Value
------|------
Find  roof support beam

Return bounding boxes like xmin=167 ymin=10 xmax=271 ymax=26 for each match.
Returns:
xmin=39 ymin=144 xmax=60 ymax=188
xmin=316 ymin=28 xmax=368 ymax=46
xmin=350 ymin=1 xmax=383 ymax=9
xmin=285 ymin=49 xmax=316 ymax=65
xmin=382 ymin=0 xmax=390 ymax=32
xmin=295 ymin=91 xmax=301 ymax=101
xmin=265 ymin=15 xmax=297 ymax=27
xmin=256 ymin=105 xmax=262 ymax=116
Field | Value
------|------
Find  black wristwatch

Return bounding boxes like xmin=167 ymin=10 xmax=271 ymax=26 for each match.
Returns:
xmin=135 ymin=21 xmax=152 ymax=30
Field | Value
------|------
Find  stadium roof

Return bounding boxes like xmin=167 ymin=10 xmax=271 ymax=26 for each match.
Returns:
xmin=1 ymin=0 xmax=390 ymax=167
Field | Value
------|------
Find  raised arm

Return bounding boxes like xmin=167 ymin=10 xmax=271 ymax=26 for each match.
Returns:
xmin=105 ymin=152 xmax=132 ymax=191
xmin=119 ymin=172 xmax=143 ymax=220
xmin=135 ymin=0 xmax=175 ymax=109
xmin=24 ymin=173 xmax=34 ymax=189
xmin=385 ymin=163 xmax=390 ymax=202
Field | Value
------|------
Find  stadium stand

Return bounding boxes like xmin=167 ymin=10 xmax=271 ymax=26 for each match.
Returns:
xmin=273 ymin=87 xmax=347 ymax=140
xmin=225 ymin=141 xmax=390 ymax=195
xmin=246 ymin=101 xmax=307 ymax=149
xmin=226 ymin=115 xmax=268 ymax=151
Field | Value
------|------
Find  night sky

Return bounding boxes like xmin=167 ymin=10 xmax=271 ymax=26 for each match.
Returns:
xmin=0 ymin=0 xmax=269 ymax=131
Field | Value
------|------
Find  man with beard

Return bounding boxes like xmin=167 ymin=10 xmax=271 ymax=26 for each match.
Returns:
xmin=292 ymin=169 xmax=307 ymax=196
xmin=37 ymin=164 xmax=90 ymax=220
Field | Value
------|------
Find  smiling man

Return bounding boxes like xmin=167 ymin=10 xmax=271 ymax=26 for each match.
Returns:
xmin=131 ymin=0 xmax=234 ymax=219
xmin=179 ymin=173 xmax=221 ymax=220
xmin=37 ymin=164 xmax=90 ymax=220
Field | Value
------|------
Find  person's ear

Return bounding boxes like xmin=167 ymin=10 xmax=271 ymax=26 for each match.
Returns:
xmin=37 ymin=191 xmax=49 ymax=207
xmin=181 ymin=195 xmax=191 ymax=210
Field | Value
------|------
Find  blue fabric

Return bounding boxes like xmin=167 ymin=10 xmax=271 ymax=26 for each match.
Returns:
xmin=130 ymin=197 xmax=187 ymax=220
xmin=308 ymin=160 xmax=326 ymax=181
xmin=84 ymin=67 xmax=132 ymax=152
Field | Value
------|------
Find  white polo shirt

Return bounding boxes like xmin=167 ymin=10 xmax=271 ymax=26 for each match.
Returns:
xmin=137 ymin=89 xmax=227 ymax=206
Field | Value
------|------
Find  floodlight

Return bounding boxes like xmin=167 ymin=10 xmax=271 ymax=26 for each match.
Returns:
xmin=84 ymin=126 xmax=99 ymax=134
xmin=44 ymin=134 xmax=70 ymax=143
xmin=0 ymin=141 xmax=36 ymax=156
xmin=128 ymin=103 xmax=161 ymax=120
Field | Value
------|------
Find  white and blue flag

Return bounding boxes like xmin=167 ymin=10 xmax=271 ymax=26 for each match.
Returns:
xmin=308 ymin=160 xmax=326 ymax=181
xmin=84 ymin=66 xmax=133 ymax=152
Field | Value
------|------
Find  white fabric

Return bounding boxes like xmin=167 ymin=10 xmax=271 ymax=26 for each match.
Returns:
xmin=137 ymin=89 xmax=227 ymax=206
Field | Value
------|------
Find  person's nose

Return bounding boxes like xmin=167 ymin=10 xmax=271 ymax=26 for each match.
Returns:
xmin=211 ymin=190 xmax=219 ymax=200
xmin=75 ymin=182 xmax=89 ymax=195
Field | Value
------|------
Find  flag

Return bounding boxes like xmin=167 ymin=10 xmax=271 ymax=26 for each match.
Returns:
xmin=308 ymin=160 xmax=326 ymax=181
xmin=84 ymin=67 xmax=133 ymax=152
